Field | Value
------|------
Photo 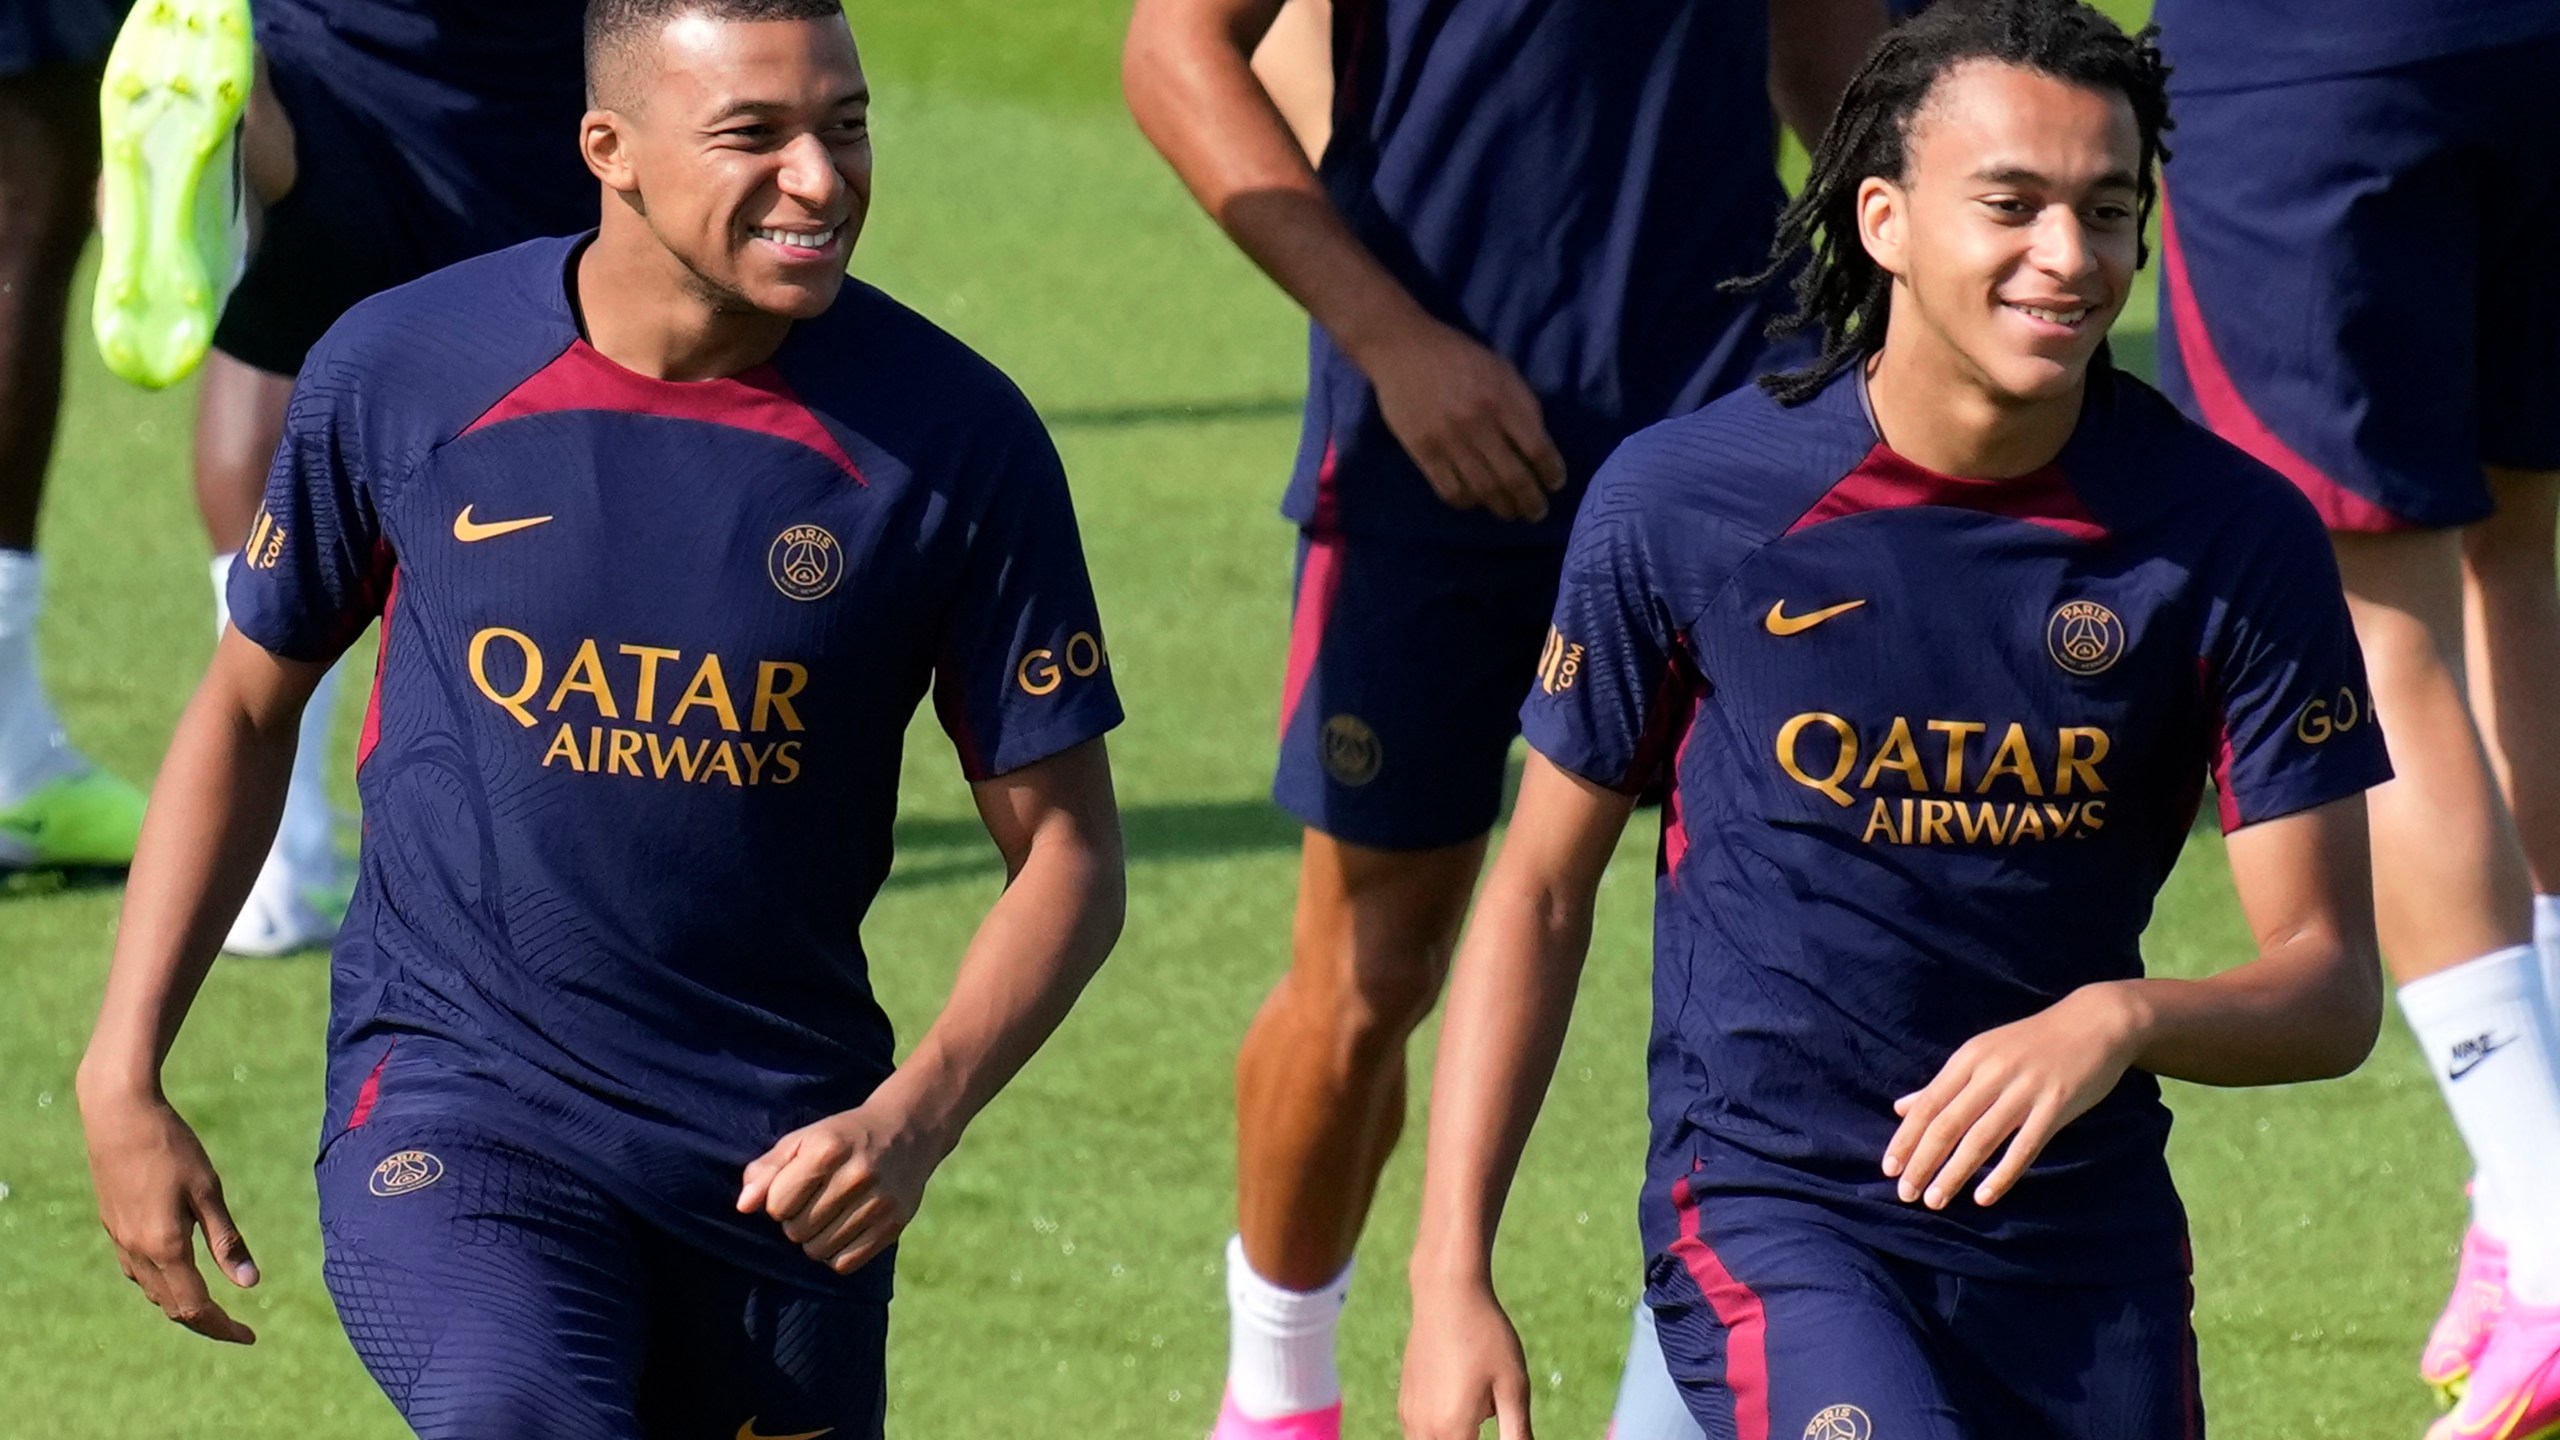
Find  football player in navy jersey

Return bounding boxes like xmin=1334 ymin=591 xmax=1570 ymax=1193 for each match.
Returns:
xmin=1402 ymin=4 xmax=2393 ymax=1436
xmin=2146 ymin=1 xmax=2560 ymax=1427
xmin=1124 ymin=2 xmax=1885 ymax=1434
xmin=75 ymin=3 xmax=1126 ymax=1435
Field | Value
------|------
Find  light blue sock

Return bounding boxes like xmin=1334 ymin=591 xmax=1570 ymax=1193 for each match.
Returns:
xmin=1606 ymin=1303 xmax=1706 ymax=1440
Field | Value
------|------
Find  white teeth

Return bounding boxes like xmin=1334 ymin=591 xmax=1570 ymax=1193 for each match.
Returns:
xmin=753 ymin=226 xmax=837 ymax=249
xmin=2015 ymin=304 xmax=2088 ymax=326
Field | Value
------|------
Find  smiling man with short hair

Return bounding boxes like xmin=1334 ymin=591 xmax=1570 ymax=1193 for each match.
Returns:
xmin=76 ymin=4 xmax=1128 ymax=1435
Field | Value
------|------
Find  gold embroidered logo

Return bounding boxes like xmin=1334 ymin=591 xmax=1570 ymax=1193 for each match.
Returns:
xmin=1320 ymin=714 xmax=1381 ymax=786
xmin=769 ymin=524 xmax=843 ymax=601
xmin=2046 ymin=600 xmax=2125 ymax=676
xmin=1765 ymin=599 xmax=1866 ymax=636
xmin=243 ymin=507 xmax=288 ymax=570
xmin=368 ymin=1150 xmax=444 ymax=1197
xmin=1537 ymin=626 xmax=1585 ymax=694
xmin=1805 ymin=1404 xmax=1872 ymax=1440
xmin=452 ymin=506 xmax=554 ymax=543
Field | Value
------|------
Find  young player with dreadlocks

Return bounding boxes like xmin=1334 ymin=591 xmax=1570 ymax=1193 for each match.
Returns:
xmin=1397 ymin=2 xmax=2394 ymax=1435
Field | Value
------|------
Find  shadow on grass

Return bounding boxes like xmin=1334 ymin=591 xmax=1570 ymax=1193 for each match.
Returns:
xmin=1040 ymin=394 xmax=1301 ymax=431
xmin=888 ymin=794 xmax=1303 ymax=888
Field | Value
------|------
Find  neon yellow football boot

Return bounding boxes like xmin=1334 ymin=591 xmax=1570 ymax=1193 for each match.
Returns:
xmin=0 ymin=768 xmax=148 ymax=873
xmin=92 ymin=0 xmax=253 ymax=390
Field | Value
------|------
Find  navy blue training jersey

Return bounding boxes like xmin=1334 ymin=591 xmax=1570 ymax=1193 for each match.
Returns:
xmin=1287 ymin=0 xmax=1792 ymax=548
xmin=1525 ymin=366 xmax=2390 ymax=1284
xmin=229 ymin=236 xmax=1124 ymax=1297
xmin=2151 ymin=0 xmax=2560 ymax=90
xmin=254 ymin=0 xmax=589 ymax=234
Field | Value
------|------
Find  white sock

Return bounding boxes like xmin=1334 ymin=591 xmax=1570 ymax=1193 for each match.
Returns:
xmin=2400 ymin=945 xmax=2560 ymax=1305
xmin=1225 ymin=1235 xmax=1349 ymax=1419
xmin=0 ymin=550 xmax=82 ymax=805
xmin=2539 ymin=896 xmax=2560 ymax=1038
xmin=211 ymin=553 xmax=338 ymax=874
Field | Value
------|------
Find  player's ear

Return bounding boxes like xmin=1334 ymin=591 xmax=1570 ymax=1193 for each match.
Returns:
xmin=582 ymin=109 xmax=640 ymax=193
xmin=1856 ymin=175 xmax=1907 ymax=279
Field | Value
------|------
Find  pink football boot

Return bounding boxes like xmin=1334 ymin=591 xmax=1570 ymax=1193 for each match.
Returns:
xmin=1211 ymin=1389 xmax=1342 ymax=1440
xmin=2427 ymin=1227 xmax=2512 ymax=1404
xmin=2426 ymin=1299 xmax=2560 ymax=1440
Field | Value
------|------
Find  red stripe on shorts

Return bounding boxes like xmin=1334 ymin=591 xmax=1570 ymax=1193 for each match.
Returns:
xmin=1668 ymin=1175 xmax=1770 ymax=1440
xmin=346 ymin=1043 xmax=395 ymax=1129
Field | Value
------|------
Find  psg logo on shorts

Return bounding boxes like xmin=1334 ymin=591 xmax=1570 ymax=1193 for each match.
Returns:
xmin=1320 ymin=713 xmax=1381 ymax=786
xmin=768 ymin=524 xmax=844 ymax=602
xmin=368 ymin=1149 xmax=444 ymax=1198
xmin=1804 ymin=1404 xmax=1872 ymax=1440
xmin=2046 ymin=600 xmax=2126 ymax=677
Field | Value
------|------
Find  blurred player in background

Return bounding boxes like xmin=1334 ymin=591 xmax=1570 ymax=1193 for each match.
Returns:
xmin=1125 ymin=1 xmax=1884 ymax=1435
xmin=78 ymin=2 xmax=1127 ymax=1434
xmin=89 ymin=0 xmax=590 ymax=951
xmin=2147 ymin=1 xmax=2560 ymax=1431
xmin=0 ymin=0 xmax=146 ymax=880
xmin=1403 ymin=4 xmax=2393 ymax=1434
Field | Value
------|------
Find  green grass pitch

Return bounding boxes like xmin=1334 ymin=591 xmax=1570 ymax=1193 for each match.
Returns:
xmin=0 ymin=2 xmax=2472 ymax=1434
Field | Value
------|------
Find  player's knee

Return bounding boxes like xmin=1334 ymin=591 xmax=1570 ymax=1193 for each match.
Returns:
xmin=1336 ymin=945 xmax=1452 ymax=1049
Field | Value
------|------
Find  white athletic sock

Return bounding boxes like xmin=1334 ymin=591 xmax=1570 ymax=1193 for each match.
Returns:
xmin=0 ymin=549 xmax=81 ymax=806
xmin=2539 ymin=896 xmax=2560 ymax=1039
xmin=211 ymin=553 xmax=338 ymax=873
xmin=1225 ymin=1235 xmax=1349 ymax=1420
xmin=2400 ymin=946 xmax=2560 ymax=1305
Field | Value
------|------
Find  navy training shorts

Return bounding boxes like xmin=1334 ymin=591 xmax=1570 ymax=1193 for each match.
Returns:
xmin=1645 ymin=1179 xmax=2203 ymax=1440
xmin=1272 ymin=525 xmax=1564 ymax=850
xmin=2157 ymin=33 xmax=2560 ymax=533
xmin=316 ymin=1047 xmax=889 ymax=1440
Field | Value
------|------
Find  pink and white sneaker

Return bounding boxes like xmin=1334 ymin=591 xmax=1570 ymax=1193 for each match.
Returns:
xmin=2426 ymin=1300 xmax=2560 ymax=1440
xmin=2426 ymin=1228 xmax=2512 ymax=1404
xmin=1211 ymin=1389 xmax=1343 ymax=1440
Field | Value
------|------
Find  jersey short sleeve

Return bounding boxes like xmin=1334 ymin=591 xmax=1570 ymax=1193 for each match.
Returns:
xmin=1519 ymin=458 xmax=1691 ymax=793
xmin=2200 ymin=496 xmax=2392 ymax=829
xmin=226 ymin=344 xmax=395 ymax=664
xmin=930 ymin=427 xmax=1124 ymax=781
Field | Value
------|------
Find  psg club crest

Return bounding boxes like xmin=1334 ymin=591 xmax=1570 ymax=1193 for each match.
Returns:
xmin=768 ymin=524 xmax=844 ymax=602
xmin=1320 ymin=713 xmax=1381 ymax=787
xmin=2045 ymin=599 xmax=2126 ymax=677
xmin=368 ymin=1149 xmax=444 ymax=1198
xmin=1804 ymin=1405 xmax=1872 ymax=1440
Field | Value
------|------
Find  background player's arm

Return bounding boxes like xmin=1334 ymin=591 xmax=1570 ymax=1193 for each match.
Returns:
xmin=1401 ymin=754 xmax=1636 ymax=1440
xmin=1888 ymin=795 xmax=2384 ymax=1211
xmin=1769 ymin=0 xmax=1890 ymax=149
xmin=1121 ymin=0 xmax=1566 ymax=522
xmin=740 ymin=738 xmax=1126 ymax=1275
xmin=74 ymin=628 xmax=332 ymax=1345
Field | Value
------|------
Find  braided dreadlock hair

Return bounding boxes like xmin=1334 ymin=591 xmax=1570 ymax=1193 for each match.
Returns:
xmin=1726 ymin=0 xmax=2172 ymax=406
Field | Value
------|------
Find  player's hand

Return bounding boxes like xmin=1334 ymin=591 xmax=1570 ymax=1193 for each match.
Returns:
xmin=737 ymin=1100 xmax=949 ymax=1276
xmin=1399 ymin=1278 xmax=1536 ymax=1440
xmin=80 ymin=1090 xmax=260 ymax=1344
xmin=1882 ymin=982 xmax=2142 ymax=1210
xmin=1361 ymin=317 xmax=1567 ymax=523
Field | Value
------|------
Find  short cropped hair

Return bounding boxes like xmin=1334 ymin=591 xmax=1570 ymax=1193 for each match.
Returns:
xmin=583 ymin=0 xmax=849 ymax=107
xmin=1726 ymin=0 xmax=2172 ymax=405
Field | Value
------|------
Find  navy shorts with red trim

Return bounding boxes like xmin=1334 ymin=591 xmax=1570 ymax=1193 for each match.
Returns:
xmin=316 ymin=1041 xmax=888 ymax=1440
xmin=2156 ymin=33 xmax=2560 ymax=533
xmin=1272 ymin=528 xmax=1563 ymax=850
xmin=1644 ymin=1182 xmax=2203 ymax=1440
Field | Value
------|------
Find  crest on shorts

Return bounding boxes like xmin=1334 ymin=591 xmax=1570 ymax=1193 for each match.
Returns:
xmin=768 ymin=524 xmax=843 ymax=602
xmin=368 ymin=1149 xmax=444 ymax=1197
xmin=2046 ymin=599 xmax=2125 ymax=676
xmin=1805 ymin=1404 xmax=1872 ymax=1440
xmin=1320 ymin=714 xmax=1381 ymax=786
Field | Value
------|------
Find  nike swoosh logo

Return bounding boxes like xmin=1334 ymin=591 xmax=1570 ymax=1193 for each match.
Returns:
xmin=452 ymin=506 xmax=554 ymax=543
xmin=1765 ymin=599 xmax=1867 ymax=636
xmin=736 ymin=1422 xmax=832 ymax=1440
xmin=2449 ymin=1040 xmax=2511 ymax=1081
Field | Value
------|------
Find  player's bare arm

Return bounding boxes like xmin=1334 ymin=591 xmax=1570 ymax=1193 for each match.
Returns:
xmin=1768 ymin=0 xmax=1890 ymax=149
xmin=741 ymin=737 xmax=1127 ymax=1274
xmin=1400 ymin=755 xmax=1634 ymax=1440
xmin=75 ymin=627 xmax=332 ymax=1344
xmin=1122 ymin=0 xmax=1565 ymax=522
xmin=1887 ymin=795 xmax=2384 ymax=1211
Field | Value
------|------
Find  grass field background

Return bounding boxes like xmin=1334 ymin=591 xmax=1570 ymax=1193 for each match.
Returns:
xmin=0 ymin=2 xmax=2475 ymax=1435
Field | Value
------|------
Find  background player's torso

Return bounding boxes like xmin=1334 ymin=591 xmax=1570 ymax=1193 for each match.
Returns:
xmin=1531 ymin=369 xmax=2387 ymax=1283
xmin=1289 ymin=0 xmax=1793 ymax=546
xmin=2149 ymin=0 xmax=2560 ymax=90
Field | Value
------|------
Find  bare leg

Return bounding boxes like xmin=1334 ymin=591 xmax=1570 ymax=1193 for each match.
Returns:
xmin=192 ymin=350 xmax=292 ymax=549
xmin=2331 ymin=528 xmax=2535 ymax=978
xmin=1235 ymin=830 xmax=1485 ymax=1288
xmin=0 ymin=62 xmax=105 ymax=552
xmin=2463 ymin=469 xmax=2560 ymax=893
